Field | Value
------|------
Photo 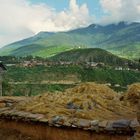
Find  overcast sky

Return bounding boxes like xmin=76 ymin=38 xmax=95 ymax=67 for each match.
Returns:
xmin=0 ymin=0 xmax=140 ymax=47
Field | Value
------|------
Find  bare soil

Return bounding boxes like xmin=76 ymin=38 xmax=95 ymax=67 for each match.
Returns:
xmin=0 ymin=120 xmax=131 ymax=140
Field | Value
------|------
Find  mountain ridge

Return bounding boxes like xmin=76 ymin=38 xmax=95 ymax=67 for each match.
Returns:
xmin=0 ymin=21 xmax=140 ymax=59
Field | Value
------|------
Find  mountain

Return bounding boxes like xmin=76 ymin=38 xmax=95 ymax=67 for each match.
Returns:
xmin=0 ymin=22 xmax=140 ymax=59
xmin=50 ymin=48 xmax=130 ymax=66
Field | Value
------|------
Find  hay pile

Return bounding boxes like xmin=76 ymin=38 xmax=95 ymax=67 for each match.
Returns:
xmin=125 ymin=83 xmax=140 ymax=105
xmin=16 ymin=82 xmax=136 ymax=120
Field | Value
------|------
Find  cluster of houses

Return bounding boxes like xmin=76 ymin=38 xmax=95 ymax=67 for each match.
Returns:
xmin=16 ymin=60 xmax=139 ymax=71
xmin=5 ymin=60 xmax=106 ymax=68
xmin=18 ymin=60 xmax=78 ymax=67
xmin=4 ymin=58 xmax=140 ymax=71
xmin=115 ymin=66 xmax=139 ymax=71
xmin=6 ymin=59 xmax=106 ymax=68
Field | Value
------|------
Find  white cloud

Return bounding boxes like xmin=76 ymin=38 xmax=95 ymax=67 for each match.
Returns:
xmin=0 ymin=0 xmax=92 ymax=47
xmin=1 ymin=0 xmax=140 ymax=47
xmin=100 ymin=0 xmax=140 ymax=24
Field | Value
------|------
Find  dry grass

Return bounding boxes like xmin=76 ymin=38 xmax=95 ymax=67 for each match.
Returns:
xmin=125 ymin=83 xmax=140 ymax=105
xmin=16 ymin=82 xmax=137 ymax=120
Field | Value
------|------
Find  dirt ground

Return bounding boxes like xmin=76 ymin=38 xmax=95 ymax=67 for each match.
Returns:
xmin=0 ymin=129 xmax=35 ymax=140
xmin=0 ymin=120 xmax=131 ymax=140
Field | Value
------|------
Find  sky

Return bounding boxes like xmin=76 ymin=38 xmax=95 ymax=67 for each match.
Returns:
xmin=0 ymin=0 xmax=140 ymax=47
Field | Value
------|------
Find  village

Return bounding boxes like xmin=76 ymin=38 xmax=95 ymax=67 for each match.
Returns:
xmin=5 ymin=60 xmax=140 ymax=72
xmin=0 ymin=55 xmax=138 ymax=71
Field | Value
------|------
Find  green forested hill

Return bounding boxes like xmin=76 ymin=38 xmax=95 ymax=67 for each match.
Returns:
xmin=50 ymin=48 xmax=130 ymax=66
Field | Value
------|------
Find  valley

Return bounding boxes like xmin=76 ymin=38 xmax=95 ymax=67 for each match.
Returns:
xmin=1 ymin=48 xmax=139 ymax=96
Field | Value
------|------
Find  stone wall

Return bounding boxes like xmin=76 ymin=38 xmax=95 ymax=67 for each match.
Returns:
xmin=0 ymin=119 xmax=132 ymax=140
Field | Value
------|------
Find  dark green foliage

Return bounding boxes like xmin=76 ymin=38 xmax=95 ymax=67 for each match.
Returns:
xmin=79 ymin=68 xmax=140 ymax=86
xmin=3 ymin=65 xmax=140 ymax=96
xmin=50 ymin=48 xmax=130 ymax=66
xmin=4 ymin=65 xmax=140 ymax=86
xmin=2 ymin=84 xmax=74 ymax=96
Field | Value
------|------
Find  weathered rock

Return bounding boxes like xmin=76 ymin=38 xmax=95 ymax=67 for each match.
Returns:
xmin=39 ymin=118 xmax=48 ymax=123
xmin=5 ymin=102 xmax=13 ymax=107
xmin=90 ymin=120 xmax=99 ymax=131
xmin=99 ymin=120 xmax=108 ymax=128
xmin=91 ymin=120 xmax=99 ymax=126
xmin=15 ymin=111 xmax=32 ymax=118
xmin=112 ymin=119 xmax=130 ymax=128
xmin=105 ymin=121 xmax=115 ymax=131
xmin=49 ymin=116 xmax=67 ymax=126
xmin=71 ymin=124 xmax=77 ymax=128
xmin=63 ymin=121 xmax=71 ymax=127
xmin=54 ymin=124 xmax=61 ymax=127
xmin=50 ymin=116 xmax=61 ymax=124
xmin=130 ymin=119 xmax=140 ymax=128
xmin=56 ymin=116 xmax=67 ymax=125
xmin=25 ymin=113 xmax=44 ymax=121
xmin=75 ymin=119 xmax=91 ymax=128
xmin=66 ymin=102 xmax=79 ymax=109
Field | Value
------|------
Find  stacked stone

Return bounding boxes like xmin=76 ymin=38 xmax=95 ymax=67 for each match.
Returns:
xmin=0 ymin=108 xmax=139 ymax=135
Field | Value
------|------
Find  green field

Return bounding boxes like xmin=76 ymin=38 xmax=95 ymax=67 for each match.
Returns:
xmin=3 ymin=65 xmax=140 ymax=96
